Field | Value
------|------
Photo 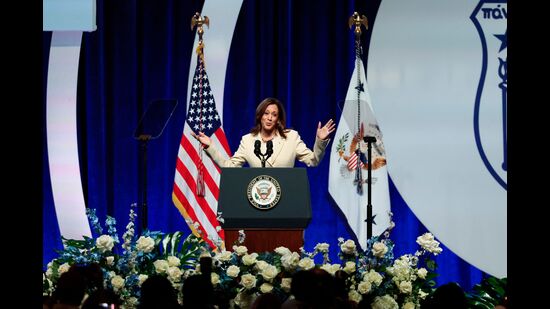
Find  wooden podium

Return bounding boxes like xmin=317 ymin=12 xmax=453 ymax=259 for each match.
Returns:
xmin=218 ymin=168 xmax=311 ymax=253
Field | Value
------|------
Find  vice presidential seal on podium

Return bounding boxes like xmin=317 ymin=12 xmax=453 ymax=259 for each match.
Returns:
xmin=218 ymin=167 xmax=311 ymax=252
xmin=247 ymin=175 xmax=282 ymax=210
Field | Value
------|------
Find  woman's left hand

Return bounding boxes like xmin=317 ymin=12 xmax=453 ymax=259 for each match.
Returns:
xmin=317 ymin=119 xmax=336 ymax=140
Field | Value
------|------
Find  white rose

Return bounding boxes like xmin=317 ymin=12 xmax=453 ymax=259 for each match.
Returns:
xmin=416 ymin=233 xmax=442 ymax=255
xmin=281 ymin=278 xmax=292 ymax=292
xmin=298 ymin=257 xmax=315 ymax=270
xmin=403 ymin=302 xmax=415 ymax=309
xmin=372 ymin=242 xmax=388 ymax=258
xmin=234 ymin=291 xmax=254 ymax=309
xmin=343 ymin=261 xmax=356 ymax=274
xmin=136 ymin=236 xmax=155 ymax=253
xmin=417 ymin=268 xmax=427 ymax=279
xmin=232 ymin=245 xmax=248 ymax=256
xmin=105 ymin=256 xmax=115 ymax=266
xmin=167 ymin=266 xmax=183 ymax=282
xmin=58 ymin=263 xmax=71 ymax=275
xmin=111 ymin=275 xmax=125 ymax=291
xmin=398 ymin=281 xmax=413 ymax=294
xmin=153 ymin=260 xmax=169 ymax=274
xmin=216 ymin=251 xmax=233 ymax=262
xmin=348 ymin=290 xmax=362 ymax=303
xmin=275 ymin=246 xmax=291 ymax=256
xmin=365 ymin=270 xmax=383 ymax=286
xmin=255 ymin=260 xmax=269 ymax=271
xmin=96 ymin=235 xmax=115 ymax=253
xmin=138 ymin=274 xmax=148 ymax=286
xmin=340 ymin=239 xmax=357 ymax=254
xmin=281 ymin=252 xmax=300 ymax=270
xmin=357 ymin=281 xmax=372 ymax=294
xmin=314 ymin=243 xmax=330 ymax=253
xmin=167 ymin=256 xmax=181 ymax=267
xmin=242 ymin=253 xmax=258 ymax=266
xmin=261 ymin=265 xmax=279 ymax=282
xmin=372 ymin=295 xmax=398 ymax=309
xmin=240 ymin=273 xmax=257 ymax=289
xmin=418 ymin=290 xmax=429 ymax=300
xmin=260 ymin=283 xmax=274 ymax=293
xmin=227 ymin=265 xmax=240 ymax=278
xmin=211 ymin=272 xmax=220 ymax=285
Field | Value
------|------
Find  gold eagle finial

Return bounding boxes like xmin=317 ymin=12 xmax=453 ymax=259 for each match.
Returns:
xmin=348 ymin=12 xmax=368 ymax=39
xmin=190 ymin=12 xmax=210 ymax=65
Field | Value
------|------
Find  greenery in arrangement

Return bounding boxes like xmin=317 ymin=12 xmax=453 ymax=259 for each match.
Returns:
xmin=465 ymin=276 xmax=508 ymax=309
xmin=44 ymin=206 xmax=448 ymax=308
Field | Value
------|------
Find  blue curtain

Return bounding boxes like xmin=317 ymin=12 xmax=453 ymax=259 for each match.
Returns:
xmin=43 ymin=0 xmax=486 ymax=291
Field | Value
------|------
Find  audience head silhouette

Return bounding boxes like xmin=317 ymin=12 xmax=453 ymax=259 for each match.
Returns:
xmin=138 ymin=274 xmax=180 ymax=309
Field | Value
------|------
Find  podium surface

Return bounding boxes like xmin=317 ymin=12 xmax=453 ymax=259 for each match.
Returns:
xmin=218 ymin=167 xmax=311 ymax=252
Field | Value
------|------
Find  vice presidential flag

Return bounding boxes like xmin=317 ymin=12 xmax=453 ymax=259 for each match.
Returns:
xmin=328 ymin=57 xmax=391 ymax=249
xmin=172 ymin=56 xmax=231 ymax=248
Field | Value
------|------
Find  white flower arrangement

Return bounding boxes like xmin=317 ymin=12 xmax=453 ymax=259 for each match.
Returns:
xmin=43 ymin=206 xmax=443 ymax=308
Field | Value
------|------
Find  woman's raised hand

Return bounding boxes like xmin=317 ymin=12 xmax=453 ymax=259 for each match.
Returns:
xmin=317 ymin=119 xmax=336 ymax=140
xmin=191 ymin=131 xmax=212 ymax=148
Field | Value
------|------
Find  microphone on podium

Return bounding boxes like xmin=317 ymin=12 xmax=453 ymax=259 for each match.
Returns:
xmin=254 ymin=140 xmax=262 ymax=161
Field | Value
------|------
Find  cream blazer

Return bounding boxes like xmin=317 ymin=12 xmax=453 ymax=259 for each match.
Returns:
xmin=204 ymin=129 xmax=329 ymax=168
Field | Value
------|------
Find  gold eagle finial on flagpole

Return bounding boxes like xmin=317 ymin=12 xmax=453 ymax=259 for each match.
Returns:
xmin=348 ymin=12 xmax=368 ymax=41
xmin=191 ymin=12 xmax=210 ymax=65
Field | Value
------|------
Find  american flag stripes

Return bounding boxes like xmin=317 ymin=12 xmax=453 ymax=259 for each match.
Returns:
xmin=172 ymin=56 xmax=231 ymax=249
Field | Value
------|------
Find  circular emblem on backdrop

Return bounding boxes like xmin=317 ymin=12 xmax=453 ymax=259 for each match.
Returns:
xmin=247 ymin=175 xmax=281 ymax=210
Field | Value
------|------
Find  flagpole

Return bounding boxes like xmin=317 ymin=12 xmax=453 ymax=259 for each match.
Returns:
xmin=191 ymin=12 xmax=210 ymax=197
xmin=349 ymin=12 xmax=375 ymax=240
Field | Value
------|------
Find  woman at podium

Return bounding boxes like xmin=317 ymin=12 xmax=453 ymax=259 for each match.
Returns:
xmin=192 ymin=97 xmax=335 ymax=168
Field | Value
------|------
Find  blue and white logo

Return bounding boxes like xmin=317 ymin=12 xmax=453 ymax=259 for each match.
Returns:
xmin=471 ymin=0 xmax=507 ymax=190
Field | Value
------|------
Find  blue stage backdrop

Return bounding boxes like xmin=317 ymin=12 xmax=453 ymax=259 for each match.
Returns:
xmin=43 ymin=0 xmax=489 ymax=291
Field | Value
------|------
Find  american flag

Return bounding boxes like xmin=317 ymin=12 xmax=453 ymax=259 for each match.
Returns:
xmin=346 ymin=149 xmax=365 ymax=171
xmin=172 ymin=56 xmax=231 ymax=248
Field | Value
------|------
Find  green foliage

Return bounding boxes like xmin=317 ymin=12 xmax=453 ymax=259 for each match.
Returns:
xmin=465 ymin=276 xmax=507 ymax=309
